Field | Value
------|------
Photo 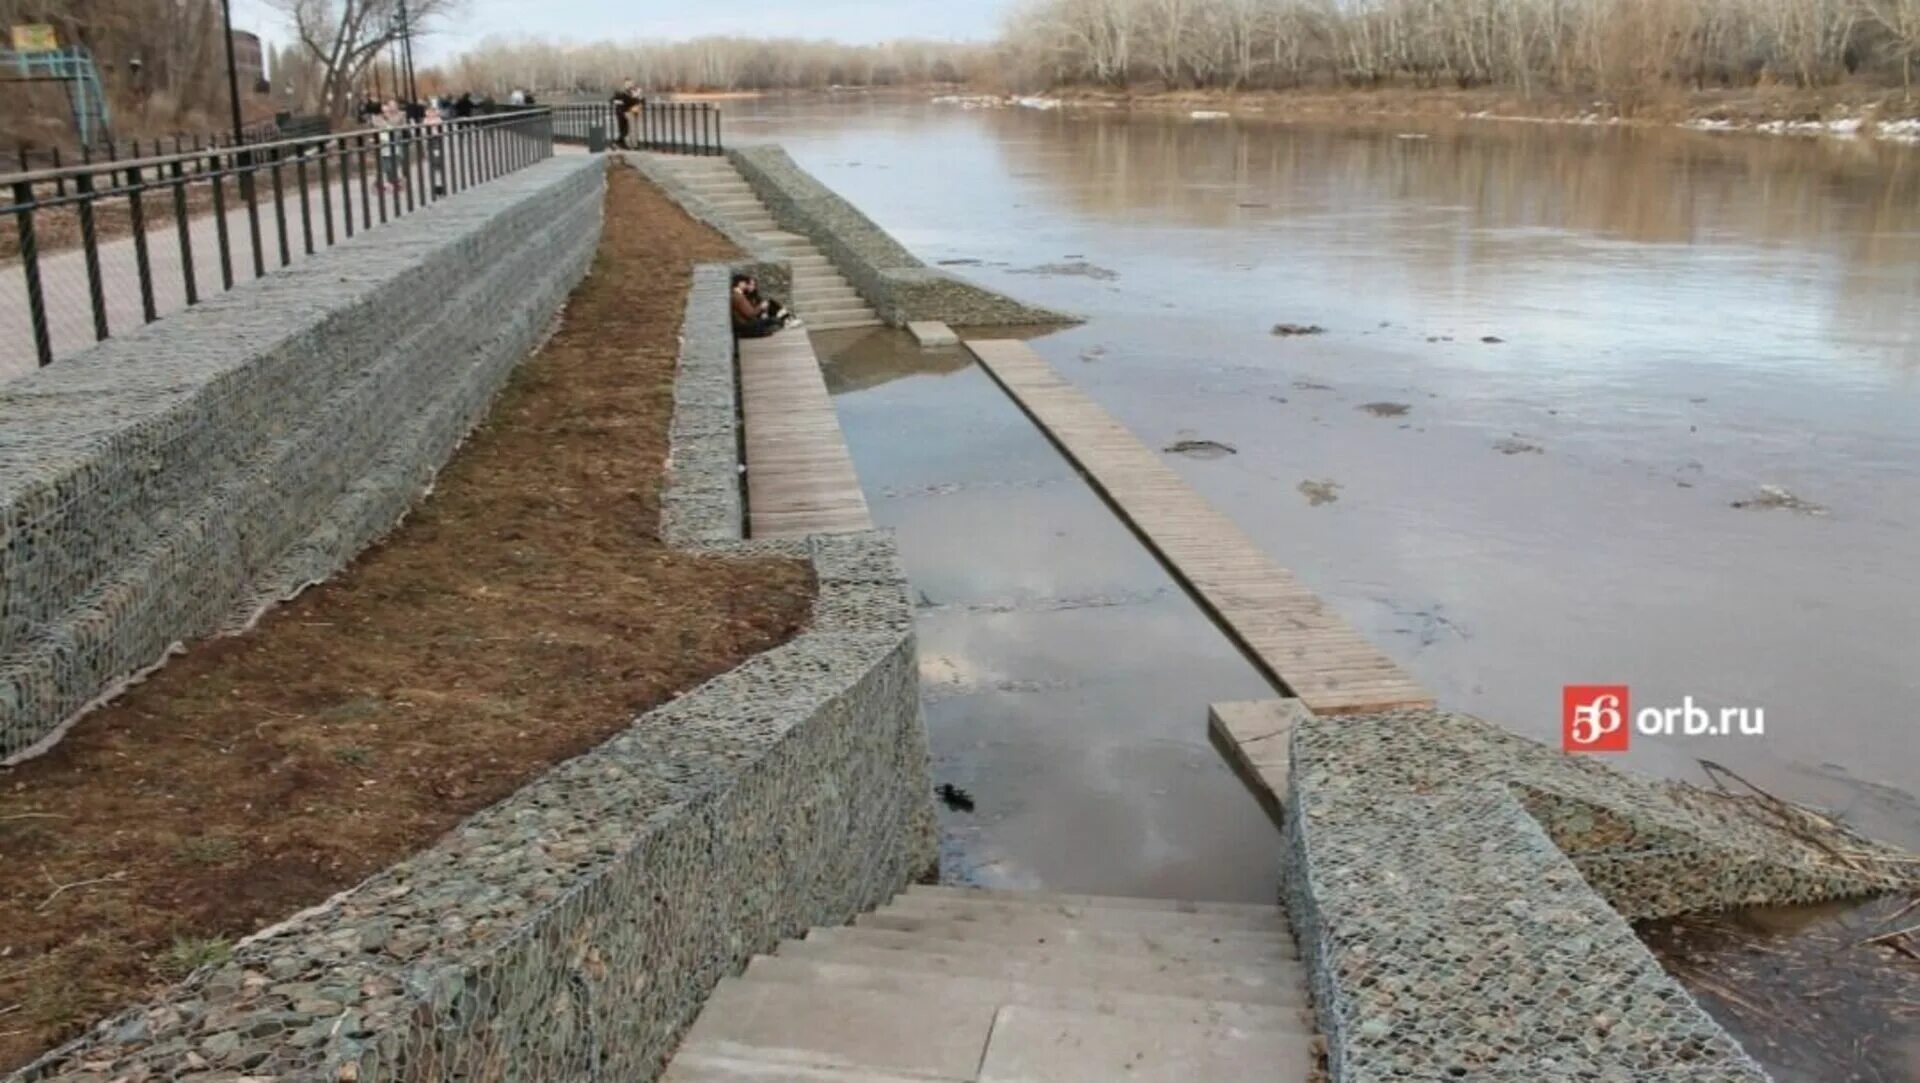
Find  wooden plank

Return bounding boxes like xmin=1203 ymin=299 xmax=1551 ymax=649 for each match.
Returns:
xmin=739 ymin=329 xmax=872 ymax=538
xmin=967 ymin=338 xmax=1433 ymax=716
xmin=1208 ymin=699 xmax=1308 ymax=829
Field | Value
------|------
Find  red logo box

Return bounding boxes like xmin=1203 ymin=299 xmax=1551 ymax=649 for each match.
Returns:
xmin=1563 ymin=685 xmax=1631 ymax=752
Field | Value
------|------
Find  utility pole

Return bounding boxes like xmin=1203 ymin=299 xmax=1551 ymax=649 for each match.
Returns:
xmin=219 ymin=0 xmax=246 ymax=145
xmin=398 ymin=0 xmax=419 ymax=103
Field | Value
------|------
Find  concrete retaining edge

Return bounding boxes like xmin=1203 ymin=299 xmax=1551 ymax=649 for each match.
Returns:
xmin=9 ymin=168 xmax=937 ymax=1082
xmin=0 ymin=156 xmax=606 ymax=763
xmin=728 ymin=145 xmax=1078 ymax=328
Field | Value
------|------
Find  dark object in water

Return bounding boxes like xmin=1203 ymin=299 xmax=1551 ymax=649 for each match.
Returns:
xmin=1163 ymin=439 xmax=1238 ymax=459
xmin=1272 ymin=323 xmax=1325 ymax=337
xmin=1481 ymin=335 xmax=1505 ymax=344
xmin=1358 ymin=402 xmax=1411 ymax=418
xmin=936 ymin=783 xmax=976 ymax=812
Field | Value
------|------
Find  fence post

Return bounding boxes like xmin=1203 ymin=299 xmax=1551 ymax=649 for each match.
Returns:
xmin=126 ymin=164 xmax=158 ymax=324
xmin=76 ymin=172 xmax=110 ymax=340
xmin=11 ymin=181 xmax=53 ymax=368
xmin=170 ymin=158 xmax=199 ymax=306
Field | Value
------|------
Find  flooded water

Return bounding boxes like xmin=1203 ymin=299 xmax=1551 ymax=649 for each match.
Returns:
xmin=816 ymin=329 xmax=1282 ymax=902
xmin=735 ymin=98 xmax=1920 ymax=855
xmin=754 ymin=98 xmax=1919 ymax=1080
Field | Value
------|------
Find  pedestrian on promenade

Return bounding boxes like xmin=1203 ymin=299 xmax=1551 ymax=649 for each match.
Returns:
xmin=611 ymin=81 xmax=643 ymax=148
xmin=423 ymin=101 xmax=448 ymax=197
xmin=371 ymin=99 xmax=405 ymax=193
xmin=455 ymin=92 xmax=476 ymax=119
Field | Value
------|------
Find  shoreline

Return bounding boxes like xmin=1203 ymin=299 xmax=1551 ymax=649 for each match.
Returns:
xmin=929 ymin=85 xmax=1920 ymax=143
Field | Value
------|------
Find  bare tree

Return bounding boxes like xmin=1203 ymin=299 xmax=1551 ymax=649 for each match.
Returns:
xmin=273 ymin=0 xmax=460 ymax=115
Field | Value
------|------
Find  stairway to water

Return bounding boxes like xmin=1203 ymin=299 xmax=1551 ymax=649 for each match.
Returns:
xmin=649 ymin=155 xmax=883 ymax=331
xmin=662 ymin=885 xmax=1318 ymax=1082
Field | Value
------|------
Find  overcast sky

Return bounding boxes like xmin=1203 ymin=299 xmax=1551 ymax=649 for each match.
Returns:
xmin=228 ymin=0 xmax=1013 ymax=66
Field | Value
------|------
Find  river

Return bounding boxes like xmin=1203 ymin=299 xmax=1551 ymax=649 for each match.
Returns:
xmin=729 ymin=95 xmax=1920 ymax=851
xmin=733 ymin=97 xmax=1920 ymax=1081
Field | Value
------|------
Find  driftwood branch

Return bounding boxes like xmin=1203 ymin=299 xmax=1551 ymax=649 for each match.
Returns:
xmin=36 ymin=870 xmax=128 ymax=912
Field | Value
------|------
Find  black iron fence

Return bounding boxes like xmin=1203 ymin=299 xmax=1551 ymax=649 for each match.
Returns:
xmin=11 ymin=119 xmax=294 ymax=193
xmin=553 ymin=101 xmax=723 ymax=155
xmin=3 ymin=108 xmax=554 ymax=372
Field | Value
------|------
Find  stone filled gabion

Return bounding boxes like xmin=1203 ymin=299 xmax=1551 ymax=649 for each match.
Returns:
xmin=1283 ymin=709 xmax=1920 ymax=1082
xmin=9 ymin=255 xmax=937 ymax=1079
xmin=727 ymin=145 xmax=1078 ymax=328
xmin=0 ymin=157 xmax=607 ymax=763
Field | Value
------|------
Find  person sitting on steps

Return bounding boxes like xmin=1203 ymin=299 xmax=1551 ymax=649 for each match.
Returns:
xmin=731 ymin=273 xmax=801 ymax=338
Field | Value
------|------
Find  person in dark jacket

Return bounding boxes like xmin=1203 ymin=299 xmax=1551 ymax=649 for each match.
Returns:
xmin=610 ymin=81 xmax=642 ymax=148
xmin=732 ymin=274 xmax=799 ymax=338
xmin=454 ymin=92 xmax=476 ymax=119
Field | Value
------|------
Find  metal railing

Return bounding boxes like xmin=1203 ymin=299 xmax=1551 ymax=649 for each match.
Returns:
xmin=553 ymin=101 xmax=723 ymax=156
xmin=4 ymin=108 xmax=554 ymax=372
xmin=11 ymin=120 xmax=284 ymax=197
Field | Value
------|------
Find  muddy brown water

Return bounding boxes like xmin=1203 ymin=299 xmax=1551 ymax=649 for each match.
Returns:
xmin=771 ymin=98 xmax=1920 ymax=1079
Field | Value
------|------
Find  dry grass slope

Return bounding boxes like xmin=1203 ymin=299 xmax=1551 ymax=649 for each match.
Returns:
xmin=0 ymin=164 xmax=815 ymax=1071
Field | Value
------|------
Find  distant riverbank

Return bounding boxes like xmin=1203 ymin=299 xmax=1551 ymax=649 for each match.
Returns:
xmin=931 ymin=85 xmax=1920 ymax=142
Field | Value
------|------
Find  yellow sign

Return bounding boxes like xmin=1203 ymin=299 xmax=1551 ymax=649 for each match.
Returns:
xmin=10 ymin=24 xmax=59 ymax=52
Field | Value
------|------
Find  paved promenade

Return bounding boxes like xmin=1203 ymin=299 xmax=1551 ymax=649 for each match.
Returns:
xmin=0 ymin=175 xmax=393 ymax=382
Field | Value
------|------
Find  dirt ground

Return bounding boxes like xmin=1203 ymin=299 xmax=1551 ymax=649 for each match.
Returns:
xmin=0 ymin=163 xmax=814 ymax=1070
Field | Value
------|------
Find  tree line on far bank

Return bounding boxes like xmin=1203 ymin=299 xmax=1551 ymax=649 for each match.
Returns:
xmin=441 ymin=0 xmax=1920 ymax=109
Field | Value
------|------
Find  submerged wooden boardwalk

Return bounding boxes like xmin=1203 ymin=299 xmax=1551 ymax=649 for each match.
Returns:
xmin=739 ymin=329 xmax=872 ymax=538
xmin=966 ymin=339 xmax=1433 ymax=715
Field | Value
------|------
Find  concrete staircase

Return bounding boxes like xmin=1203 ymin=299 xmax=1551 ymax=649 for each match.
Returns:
xmin=662 ymin=885 xmax=1319 ymax=1082
xmin=652 ymin=156 xmax=882 ymax=331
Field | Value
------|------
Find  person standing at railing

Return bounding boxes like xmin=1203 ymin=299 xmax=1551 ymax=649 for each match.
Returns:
xmin=611 ymin=81 xmax=643 ymax=149
xmin=370 ymin=99 xmax=405 ymax=193
xmin=423 ymin=102 xmax=448 ymax=197
xmin=455 ymin=92 xmax=476 ymax=119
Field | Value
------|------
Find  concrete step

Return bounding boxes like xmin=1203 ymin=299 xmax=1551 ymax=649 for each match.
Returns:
xmin=807 ymin=316 xmax=884 ymax=332
xmin=679 ymin=979 xmax=998 ymax=1080
xmin=678 ymin=980 xmax=1315 ymax=1083
xmin=663 ymin=1054 xmax=928 ymax=1083
xmin=791 ymin=273 xmax=852 ymax=291
xmin=852 ymin=911 xmax=1300 ymax=959
xmin=798 ymin=300 xmax=875 ymax=315
xmin=878 ymin=894 xmax=1289 ymax=935
xmin=795 ymin=310 xmax=877 ymax=328
xmin=775 ymin=936 xmax=1307 ymax=1005
xmin=980 ymin=1004 xmax=1318 ymax=1083
xmin=906 ymin=884 xmax=1286 ymax=918
xmin=743 ymin=956 xmax=1313 ymax=1031
xmin=792 ymin=288 xmax=861 ymax=306
xmin=803 ymin=924 xmax=1301 ymax=971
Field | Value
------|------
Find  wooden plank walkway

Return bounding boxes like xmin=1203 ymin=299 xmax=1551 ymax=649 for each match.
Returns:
xmin=739 ymin=329 xmax=873 ymax=538
xmin=1209 ymin=699 xmax=1308 ymax=828
xmin=966 ymin=339 xmax=1433 ymax=715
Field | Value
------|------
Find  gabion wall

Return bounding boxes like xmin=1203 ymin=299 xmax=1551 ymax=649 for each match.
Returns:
xmin=12 ymin=254 xmax=938 ymax=1082
xmin=0 ymin=156 xmax=606 ymax=763
xmin=1283 ymin=709 xmax=1920 ymax=1081
xmin=728 ymin=145 xmax=1078 ymax=328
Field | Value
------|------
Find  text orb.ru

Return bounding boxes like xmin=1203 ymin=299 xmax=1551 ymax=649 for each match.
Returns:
xmin=1562 ymin=686 xmax=1766 ymax=753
